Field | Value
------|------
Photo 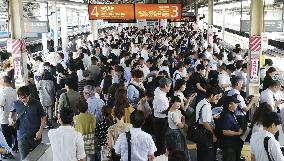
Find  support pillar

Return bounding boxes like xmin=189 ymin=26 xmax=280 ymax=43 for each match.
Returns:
xmin=247 ymin=0 xmax=264 ymax=97
xmin=52 ymin=2 xmax=58 ymax=51
xmin=60 ymin=6 xmax=68 ymax=52
xmin=40 ymin=3 xmax=48 ymax=55
xmin=208 ymin=0 xmax=213 ymax=26
xmin=194 ymin=0 xmax=198 ymax=20
xmin=207 ymin=0 xmax=214 ymax=45
xmin=9 ymin=0 xmax=27 ymax=87
xmin=246 ymin=0 xmax=264 ymax=121
xmin=91 ymin=20 xmax=98 ymax=41
xmin=158 ymin=0 xmax=167 ymax=30
xmin=222 ymin=7 xmax=225 ymax=41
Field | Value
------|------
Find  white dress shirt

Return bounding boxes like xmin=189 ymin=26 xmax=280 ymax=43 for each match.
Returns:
xmin=260 ymin=88 xmax=277 ymax=111
xmin=141 ymin=49 xmax=149 ymax=62
xmin=196 ymin=98 xmax=213 ymax=124
xmin=153 ymin=154 xmax=168 ymax=161
xmin=48 ymin=126 xmax=86 ymax=161
xmin=250 ymin=130 xmax=284 ymax=161
xmin=218 ymin=71 xmax=231 ymax=91
xmin=114 ymin=128 xmax=157 ymax=161
xmin=153 ymin=87 xmax=169 ymax=118
xmin=0 ymin=87 xmax=17 ymax=124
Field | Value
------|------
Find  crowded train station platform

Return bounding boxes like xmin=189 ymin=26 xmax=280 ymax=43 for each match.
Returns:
xmin=0 ymin=0 xmax=284 ymax=160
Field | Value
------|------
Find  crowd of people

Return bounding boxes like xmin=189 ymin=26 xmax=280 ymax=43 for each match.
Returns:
xmin=0 ymin=23 xmax=283 ymax=161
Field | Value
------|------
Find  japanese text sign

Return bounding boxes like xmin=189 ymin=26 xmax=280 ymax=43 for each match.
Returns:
xmin=135 ymin=4 xmax=181 ymax=19
xmin=88 ymin=4 xmax=135 ymax=20
xmin=249 ymin=57 xmax=260 ymax=83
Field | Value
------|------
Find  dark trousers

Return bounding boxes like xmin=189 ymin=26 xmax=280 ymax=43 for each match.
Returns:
xmin=223 ymin=147 xmax=242 ymax=161
xmin=153 ymin=117 xmax=168 ymax=156
xmin=18 ymin=137 xmax=41 ymax=160
xmin=197 ymin=131 xmax=215 ymax=161
xmin=1 ymin=124 xmax=17 ymax=149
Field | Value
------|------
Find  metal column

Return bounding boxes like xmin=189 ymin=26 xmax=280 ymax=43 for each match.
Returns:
xmin=247 ymin=0 xmax=264 ymax=96
xmin=9 ymin=0 xmax=27 ymax=87
xmin=208 ymin=0 xmax=213 ymax=26
xmin=90 ymin=20 xmax=98 ymax=41
xmin=52 ymin=2 xmax=58 ymax=51
xmin=222 ymin=7 xmax=225 ymax=41
xmin=207 ymin=0 xmax=214 ymax=45
xmin=194 ymin=0 xmax=198 ymax=19
xmin=40 ymin=3 xmax=48 ymax=55
xmin=60 ymin=6 xmax=68 ymax=52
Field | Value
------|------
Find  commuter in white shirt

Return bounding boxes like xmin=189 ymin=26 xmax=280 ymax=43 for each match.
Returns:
xmin=141 ymin=44 xmax=149 ymax=62
xmin=218 ymin=65 xmax=231 ymax=91
xmin=153 ymin=78 xmax=171 ymax=156
xmin=250 ymin=112 xmax=284 ymax=161
xmin=48 ymin=108 xmax=86 ymax=161
xmin=0 ymin=76 xmax=17 ymax=156
xmin=114 ymin=110 xmax=156 ymax=161
xmin=195 ymin=87 xmax=219 ymax=161
xmin=260 ymin=80 xmax=282 ymax=112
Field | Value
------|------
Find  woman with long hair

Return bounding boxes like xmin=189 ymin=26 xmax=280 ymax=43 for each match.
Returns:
xmin=114 ymin=85 xmax=134 ymax=123
xmin=251 ymin=102 xmax=273 ymax=134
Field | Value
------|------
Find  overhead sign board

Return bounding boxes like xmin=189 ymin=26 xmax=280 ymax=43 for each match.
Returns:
xmin=135 ymin=4 xmax=181 ymax=20
xmin=24 ymin=21 xmax=48 ymax=33
xmin=169 ymin=16 xmax=196 ymax=22
xmin=107 ymin=19 xmax=137 ymax=23
xmin=88 ymin=4 xmax=135 ymax=20
xmin=240 ymin=20 xmax=283 ymax=32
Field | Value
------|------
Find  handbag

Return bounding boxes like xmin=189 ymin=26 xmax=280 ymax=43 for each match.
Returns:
xmin=187 ymin=104 xmax=208 ymax=143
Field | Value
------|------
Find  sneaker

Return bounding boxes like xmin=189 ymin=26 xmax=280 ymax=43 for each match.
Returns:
xmin=2 ymin=153 xmax=14 ymax=159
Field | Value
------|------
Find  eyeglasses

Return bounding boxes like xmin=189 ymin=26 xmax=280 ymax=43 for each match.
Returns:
xmin=19 ymin=95 xmax=28 ymax=100
xmin=83 ymin=92 xmax=90 ymax=95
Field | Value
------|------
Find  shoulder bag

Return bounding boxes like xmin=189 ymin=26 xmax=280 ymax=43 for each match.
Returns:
xmin=187 ymin=104 xmax=208 ymax=143
xmin=264 ymin=136 xmax=273 ymax=161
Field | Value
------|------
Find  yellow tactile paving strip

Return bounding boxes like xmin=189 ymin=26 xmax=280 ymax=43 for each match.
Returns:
xmin=187 ymin=144 xmax=251 ymax=161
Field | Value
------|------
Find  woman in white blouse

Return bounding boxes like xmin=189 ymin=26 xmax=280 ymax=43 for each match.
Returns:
xmin=166 ymin=96 xmax=190 ymax=160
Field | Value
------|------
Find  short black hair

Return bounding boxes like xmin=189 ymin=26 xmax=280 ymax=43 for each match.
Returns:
xmin=2 ymin=76 xmax=11 ymax=84
xmin=196 ymin=64 xmax=205 ymax=71
xmin=231 ymin=76 xmax=243 ymax=87
xmin=226 ymin=64 xmax=236 ymax=72
xmin=269 ymin=80 xmax=281 ymax=88
xmin=64 ymin=77 xmax=76 ymax=90
xmin=17 ymin=86 xmax=31 ymax=97
xmin=78 ymin=100 xmax=88 ymax=113
xmin=174 ymin=79 xmax=186 ymax=91
xmin=262 ymin=112 xmax=282 ymax=128
xmin=132 ymin=69 xmax=144 ymax=78
xmin=175 ymin=62 xmax=184 ymax=70
xmin=59 ymin=108 xmax=74 ymax=124
xmin=168 ymin=150 xmax=186 ymax=161
xmin=130 ymin=110 xmax=145 ymax=128
xmin=204 ymin=87 xmax=218 ymax=98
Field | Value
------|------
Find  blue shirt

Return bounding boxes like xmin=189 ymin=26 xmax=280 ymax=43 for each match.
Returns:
xmin=10 ymin=98 xmax=46 ymax=141
xmin=87 ymin=96 xmax=105 ymax=122
xmin=220 ymin=108 xmax=241 ymax=149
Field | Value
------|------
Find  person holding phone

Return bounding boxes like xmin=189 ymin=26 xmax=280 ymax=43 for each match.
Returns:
xmin=8 ymin=86 xmax=46 ymax=160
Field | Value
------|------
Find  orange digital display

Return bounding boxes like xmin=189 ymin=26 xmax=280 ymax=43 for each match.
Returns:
xmin=88 ymin=4 xmax=135 ymax=20
xmin=135 ymin=4 xmax=182 ymax=20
